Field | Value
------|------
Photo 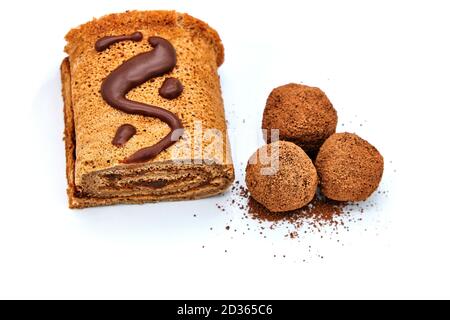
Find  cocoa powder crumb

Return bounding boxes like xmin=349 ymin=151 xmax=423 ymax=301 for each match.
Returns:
xmin=247 ymin=194 xmax=346 ymax=236
xmin=212 ymin=176 xmax=385 ymax=262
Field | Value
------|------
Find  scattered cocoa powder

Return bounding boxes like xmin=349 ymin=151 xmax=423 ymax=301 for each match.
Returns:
xmin=247 ymin=194 xmax=346 ymax=237
xmin=219 ymin=180 xmax=352 ymax=239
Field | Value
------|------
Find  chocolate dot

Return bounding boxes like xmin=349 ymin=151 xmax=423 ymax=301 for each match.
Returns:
xmin=159 ymin=77 xmax=183 ymax=100
xmin=112 ymin=124 xmax=136 ymax=147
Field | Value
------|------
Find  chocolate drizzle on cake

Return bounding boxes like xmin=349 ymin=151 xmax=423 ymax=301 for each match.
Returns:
xmin=112 ymin=124 xmax=137 ymax=147
xmin=159 ymin=77 xmax=183 ymax=99
xmin=100 ymin=36 xmax=184 ymax=163
xmin=95 ymin=32 xmax=143 ymax=52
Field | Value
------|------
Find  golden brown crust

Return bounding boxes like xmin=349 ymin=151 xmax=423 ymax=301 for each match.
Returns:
xmin=65 ymin=10 xmax=224 ymax=66
xmin=315 ymin=133 xmax=384 ymax=202
xmin=62 ymin=11 xmax=234 ymax=208
xmin=61 ymin=58 xmax=78 ymax=208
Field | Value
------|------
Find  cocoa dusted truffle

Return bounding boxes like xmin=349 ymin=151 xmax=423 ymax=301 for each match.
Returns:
xmin=245 ymin=141 xmax=318 ymax=212
xmin=262 ymin=83 xmax=338 ymax=156
xmin=315 ymin=133 xmax=384 ymax=202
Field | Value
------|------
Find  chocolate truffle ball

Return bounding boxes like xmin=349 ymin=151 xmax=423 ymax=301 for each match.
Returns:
xmin=245 ymin=141 xmax=318 ymax=212
xmin=262 ymin=83 xmax=338 ymax=156
xmin=315 ymin=133 xmax=384 ymax=202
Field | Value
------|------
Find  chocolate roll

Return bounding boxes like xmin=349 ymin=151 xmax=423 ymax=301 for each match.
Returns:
xmin=62 ymin=11 xmax=234 ymax=208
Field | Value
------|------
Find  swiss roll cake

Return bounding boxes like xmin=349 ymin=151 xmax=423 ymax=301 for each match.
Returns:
xmin=62 ymin=11 xmax=234 ymax=208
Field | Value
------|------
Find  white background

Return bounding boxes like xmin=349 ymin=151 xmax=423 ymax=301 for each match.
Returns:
xmin=0 ymin=0 xmax=449 ymax=299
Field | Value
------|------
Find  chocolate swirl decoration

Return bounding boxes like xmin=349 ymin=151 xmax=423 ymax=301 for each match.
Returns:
xmin=95 ymin=32 xmax=143 ymax=52
xmin=100 ymin=36 xmax=184 ymax=163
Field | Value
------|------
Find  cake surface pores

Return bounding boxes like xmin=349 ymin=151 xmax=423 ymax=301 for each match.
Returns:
xmin=62 ymin=11 xmax=234 ymax=208
xmin=245 ymin=141 xmax=318 ymax=212
xmin=315 ymin=133 xmax=384 ymax=202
